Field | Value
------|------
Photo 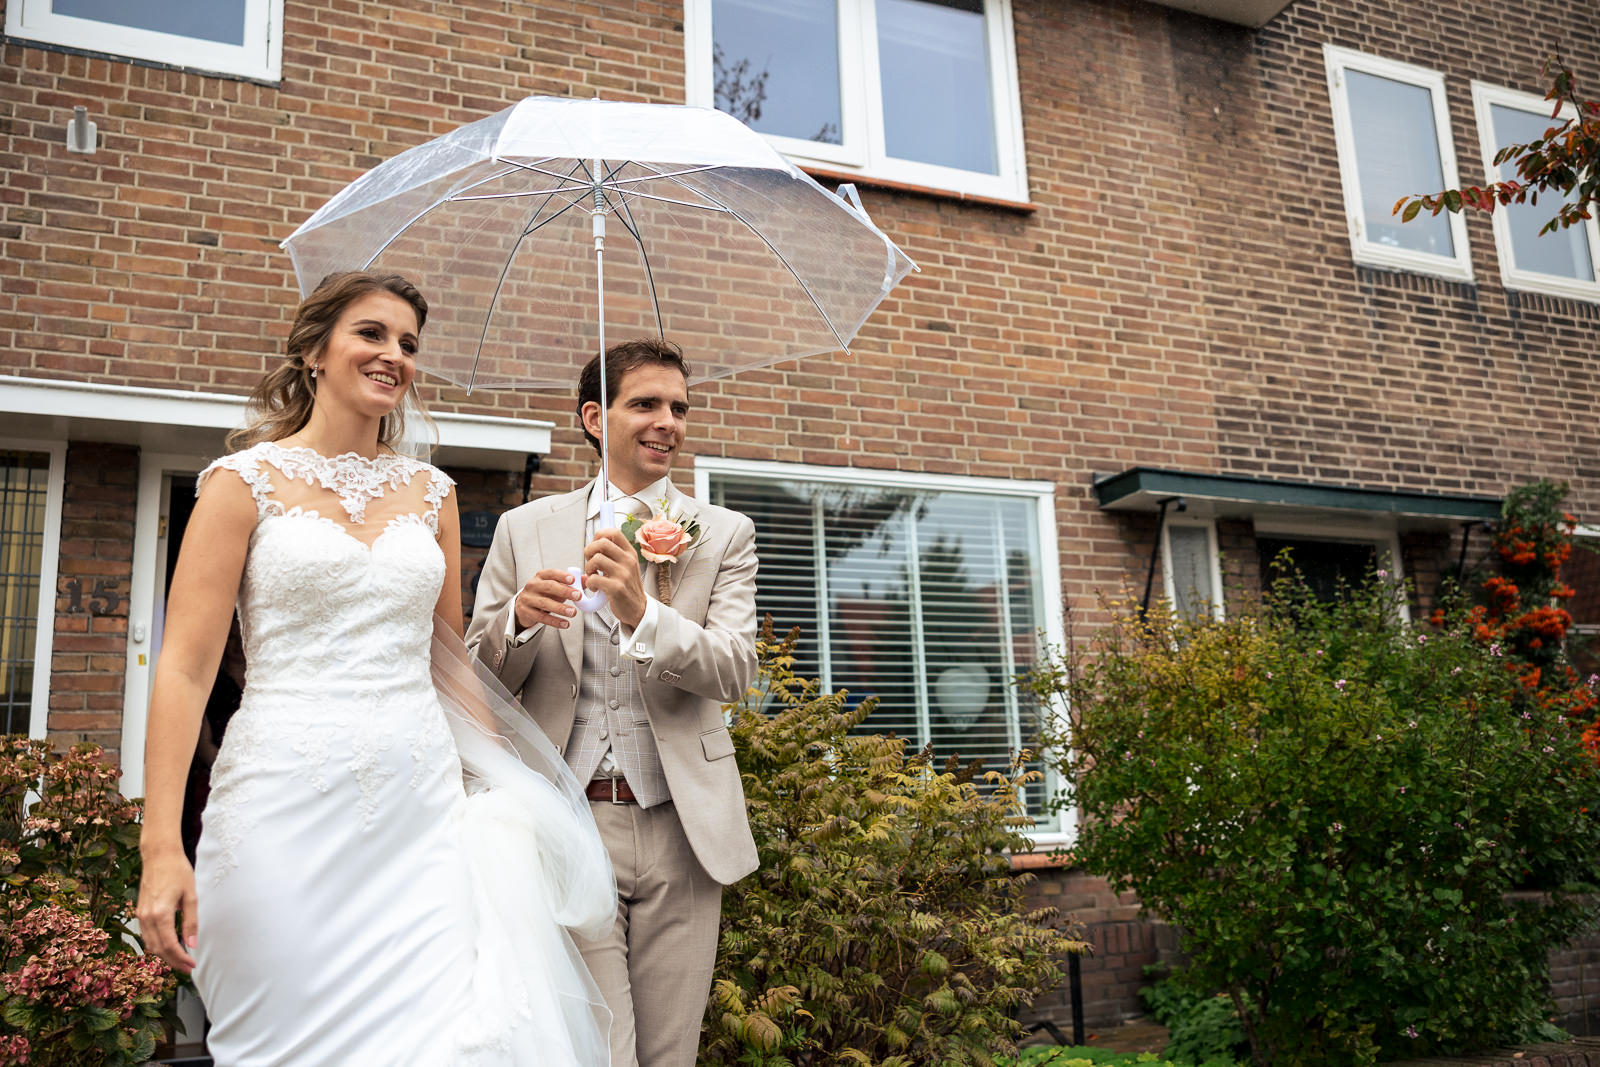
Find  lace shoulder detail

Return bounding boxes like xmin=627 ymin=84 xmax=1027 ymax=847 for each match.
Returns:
xmin=197 ymin=447 xmax=278 ymax=517
xmin=423 ymin=465 xmax=455 ymax=536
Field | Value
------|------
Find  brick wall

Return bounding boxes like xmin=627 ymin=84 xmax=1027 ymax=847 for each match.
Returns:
xmin=47 ymin=442 xmax=135 ymax=758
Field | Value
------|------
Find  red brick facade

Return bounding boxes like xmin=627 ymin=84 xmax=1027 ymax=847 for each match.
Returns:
xmin=3 ymin=0 xmax=1597 ymax=1040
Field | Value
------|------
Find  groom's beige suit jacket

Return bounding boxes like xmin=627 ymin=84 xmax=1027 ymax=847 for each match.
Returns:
xmin=465 ymin=480 xmax=759 ymax=886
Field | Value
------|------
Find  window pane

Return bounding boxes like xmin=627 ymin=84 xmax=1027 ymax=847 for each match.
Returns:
xmin=1490 ymin=104 xmax=1594 ymax=281
xmin=55 ymin=0 xmax=247 ymax=45
xmin=1346 ymin=69 xmax=1454 ymax=257
xmin=712 ymin=0 xmax=843 ymax=145
xmin=1569 ymin=537 xmax=1600 ymax=678
xmin=0 ymin=451 xmax=49 ymax=735
xmin=876 ymin=0 xmax=998 ymax=174
xmin=715 ymin=473 xmax=1051 ymax=820
xmin=1167 ymin=525 xmax=1215 ymax=621
xmin=1257 ymin=537 xmax=1377 ymax=603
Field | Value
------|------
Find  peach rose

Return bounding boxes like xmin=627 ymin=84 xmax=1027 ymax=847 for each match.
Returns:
xmin=636 ymin=516 xmax=691 ymax=563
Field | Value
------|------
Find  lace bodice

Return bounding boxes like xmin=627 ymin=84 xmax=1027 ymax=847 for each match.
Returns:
xmin=197 ymin=442 xmax=455 ymax=692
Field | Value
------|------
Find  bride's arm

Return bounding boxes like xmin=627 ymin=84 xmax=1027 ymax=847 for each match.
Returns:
xmin=135 ymin=470 xmax=254 ymax=974
xmin=433 ymin=488 xmax=465 ymax=640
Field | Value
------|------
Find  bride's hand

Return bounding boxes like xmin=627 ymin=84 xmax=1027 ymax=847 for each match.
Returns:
xmin=137 ymin=849 xmax=198 ymax=973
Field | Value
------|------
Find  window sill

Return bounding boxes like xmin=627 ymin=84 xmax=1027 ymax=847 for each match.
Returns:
xmin=801 ymin=164 xmax=1037 ymax=215
xmin=1008 ymin=849 xmax=1074 ymax=871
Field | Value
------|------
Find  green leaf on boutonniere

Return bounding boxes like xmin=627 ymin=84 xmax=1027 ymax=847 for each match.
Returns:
xmin=620 ymin=513 xmax=647 ymax=568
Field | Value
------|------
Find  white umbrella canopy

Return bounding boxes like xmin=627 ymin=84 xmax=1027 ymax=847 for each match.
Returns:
xmin=280 ymin=95 xmax=919 ymax=392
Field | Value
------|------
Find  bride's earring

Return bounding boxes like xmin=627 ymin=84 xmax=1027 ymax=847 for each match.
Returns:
xmin=310 ymin=363 xmax=319 ymax=379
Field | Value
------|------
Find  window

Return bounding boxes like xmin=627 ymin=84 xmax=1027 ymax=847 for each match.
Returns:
xmin=5 ymin=0 xmax=283 ymax=82
xmin=0 ymin=449 xmax=62 ymax=737
xmin=1324 ymin=45 xmax=1472 ymax=281
xmin=684 ymin=0 xmax=1029 ymax=202
xmin=1163 ymin=519 xmax=1223 ymax=621
xmin=1255 ymin=523 xmax=1404 ymax=608
xmin=699 ymin=460 xmax=1061 ymax=829
xmin=1471 ymin=82 xmax=1600 ymax=303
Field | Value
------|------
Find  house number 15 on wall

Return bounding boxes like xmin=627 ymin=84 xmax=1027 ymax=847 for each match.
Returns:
xmin=63 ymin=579 xmax=124 ymax=616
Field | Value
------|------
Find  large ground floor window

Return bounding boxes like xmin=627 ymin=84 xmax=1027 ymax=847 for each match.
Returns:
xmin=700 ymin=460 xmax=1060 ymax=830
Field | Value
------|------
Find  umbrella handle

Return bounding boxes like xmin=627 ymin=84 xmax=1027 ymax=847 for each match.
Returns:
xmin=567 ymin=566 xmax=609 ymax=614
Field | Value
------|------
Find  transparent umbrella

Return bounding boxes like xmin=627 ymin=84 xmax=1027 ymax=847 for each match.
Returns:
xmin=281 ymin=94 xmax=918 ymax=607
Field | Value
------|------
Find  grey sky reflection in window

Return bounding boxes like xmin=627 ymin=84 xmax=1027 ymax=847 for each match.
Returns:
xmin=712 ymin=0 xmax=843 ymax=145
xmin=1347 ymin=69 xmax=1453 ymax=257
xmin=56 ymin=0 xmax=247 ymax=45
xmin=877 ymin=0 xmax=997 ymax=174
xmin=1491 ymin=104 xmax=1594 ymax=281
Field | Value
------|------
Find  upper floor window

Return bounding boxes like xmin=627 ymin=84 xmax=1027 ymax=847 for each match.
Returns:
xmin=684 ymin=0 xmax=1029 ymax=203
xmin=1471 ymin=82 xmax=1600 ymax=303
xmin=5 ymin=0 xmax=283 ymax=82
xmin=1323 ymin=45 xmax=1472 ymax=281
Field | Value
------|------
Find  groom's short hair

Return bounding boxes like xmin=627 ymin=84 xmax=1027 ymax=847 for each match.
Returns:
xmin=577 ymin=338 xmax=691 ymax=456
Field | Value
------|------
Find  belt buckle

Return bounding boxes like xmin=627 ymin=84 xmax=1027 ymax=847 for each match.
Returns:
xmin=609 ymin=777 xmax=623 ymax=805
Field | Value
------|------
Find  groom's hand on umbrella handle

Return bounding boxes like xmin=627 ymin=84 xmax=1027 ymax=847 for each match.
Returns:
xmin=585 ymin=529 xmax=646 ymax=628
xmin=513 ymin=568 xmax=582 ymax=629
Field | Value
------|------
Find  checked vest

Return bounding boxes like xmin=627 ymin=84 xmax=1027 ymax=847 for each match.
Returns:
xmin=564 ymin=603 xmax=671 ymax=807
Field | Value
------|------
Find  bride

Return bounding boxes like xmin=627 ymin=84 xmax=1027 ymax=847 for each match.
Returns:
xmin=136 ymin=271 xmax=614 ymax=1066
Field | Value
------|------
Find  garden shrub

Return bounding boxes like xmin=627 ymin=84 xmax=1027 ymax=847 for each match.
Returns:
xmin=998 ymin=1048 xmax=1183 ymax=1066
xmin=1026 ymin=575 xmax=1600 ymax=1066
xmin=704 ymin=623 xmax=1087 ymax=1067
xmin=1140 ymin=967 xmax=1246 ymax=1067
xmin=1 ymin=737 xmax=178 ymax=1066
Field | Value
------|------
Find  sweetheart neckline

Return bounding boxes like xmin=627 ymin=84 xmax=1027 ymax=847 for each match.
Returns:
xmin=257 ymin=509 xmax=440 ymax=554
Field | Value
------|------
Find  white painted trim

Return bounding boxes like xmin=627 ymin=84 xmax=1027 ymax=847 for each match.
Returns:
xmin=0 ymin=376 xmax=551 ymax=471
xmin=119 ymin=452 xmax=209 ymax=797
xmin=1470 ymin=81 xmax=1600 ymax=304
xmin=694 ymin=455 xmax=1052 ymax=498
xmin=0 ymin=438 xmax=67 ymax=741
xmin=1324 ymin=44 xmax=1473 ymax=282
xmin=695 ymin=456 xmax=1067 ymax=836
xmin=683 ymin=0 xmax=1029 ymax=202
xmin=5 ymin=0 xmax=283 ymax=82
xmin=1161 ymin=516 xmax=1225 ymax=621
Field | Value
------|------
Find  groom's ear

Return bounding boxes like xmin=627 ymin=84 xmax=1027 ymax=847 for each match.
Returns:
xmin=580 ymin=400 xmax=604 ymax=440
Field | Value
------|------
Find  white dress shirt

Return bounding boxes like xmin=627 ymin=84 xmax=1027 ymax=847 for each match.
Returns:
xmin=504 ymin=475 xmax=668 ymax=657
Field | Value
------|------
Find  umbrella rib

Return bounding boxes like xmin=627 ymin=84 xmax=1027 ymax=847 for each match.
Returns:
xmin=609 ymin=195 xmax=666 ymax=339
xmin=658 ymin=171 xmax=853 ymax=354
xmin=467 ymin=193 xmax=588 ymax=392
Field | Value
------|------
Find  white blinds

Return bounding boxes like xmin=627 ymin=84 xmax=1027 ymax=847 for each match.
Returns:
xmin=713 ymin=473 xmax=1052 ymax=819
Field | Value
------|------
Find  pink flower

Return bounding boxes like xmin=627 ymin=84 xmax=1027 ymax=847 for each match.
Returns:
xmin=635 ymin=516 xmax=691 ymax=563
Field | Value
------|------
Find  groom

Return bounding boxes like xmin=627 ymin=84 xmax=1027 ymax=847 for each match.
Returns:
xmin=466 ymin=338 xmax=759 ymax=1067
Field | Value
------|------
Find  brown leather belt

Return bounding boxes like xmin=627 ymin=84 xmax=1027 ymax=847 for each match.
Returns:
xmin=585 ymin=777 xmax=638 ymax=804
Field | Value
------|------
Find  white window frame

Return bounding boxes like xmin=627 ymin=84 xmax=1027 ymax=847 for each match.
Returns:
xmin=694 ymin=457 xmax=1069 ymax=843
xmin=1323 ymin=44 xmax=1473 ymax=282
xmin=1470 ymin=81 xmax=1600 ymax=303
xmin=5 ymin=0 xmax=283 ymax=82
xmin=683 ymin=0 xmax=1030 ymax=203
xmin=1162 ymin=516 xmax=1224 ymax=621
xmin=0 ymin=438 xmax=67 ymax=741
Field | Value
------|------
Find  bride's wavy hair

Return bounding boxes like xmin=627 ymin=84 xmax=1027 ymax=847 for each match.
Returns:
xmin=227 ymin=271 xmax=432 ymax=453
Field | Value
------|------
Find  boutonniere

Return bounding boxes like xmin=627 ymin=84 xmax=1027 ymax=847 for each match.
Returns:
xmin=621 ymin=499 xmax=702 ymax=605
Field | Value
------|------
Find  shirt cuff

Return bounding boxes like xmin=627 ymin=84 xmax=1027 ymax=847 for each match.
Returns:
xmin=506 ymin=606 xmax=542 ymax=647
xmin=622 ymin=597 xmax=659 ymax=661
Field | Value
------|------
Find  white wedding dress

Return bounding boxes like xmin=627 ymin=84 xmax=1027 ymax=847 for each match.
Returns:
xmin=189 ymin=441 xmax=613 ymax=1067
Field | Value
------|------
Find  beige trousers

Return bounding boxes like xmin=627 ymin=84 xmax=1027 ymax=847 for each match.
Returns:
xmin=580 ymin=799 xmax=723 ymax=1067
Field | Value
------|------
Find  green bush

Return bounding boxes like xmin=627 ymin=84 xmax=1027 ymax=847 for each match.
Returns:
xmin=1140 ymin=968 xmax=1246 ymax=1067
xmin=1025 ymin=577 xmax=1600 ymax=1066
xmin=999 ymin=1048 xmax=1182 ymax=1066
xmin=0 ymin=737 xmax=179 ymax=1066
xmin=704 ymin=623 xmax=1087 ymax=1067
